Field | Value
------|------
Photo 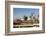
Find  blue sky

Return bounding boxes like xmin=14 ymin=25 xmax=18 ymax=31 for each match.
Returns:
xmin=13 ymin=8 xmax=39 ymax=19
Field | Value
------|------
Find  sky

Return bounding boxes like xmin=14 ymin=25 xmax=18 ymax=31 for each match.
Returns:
xmin=13 ymin=8 xmax=39 ymax=19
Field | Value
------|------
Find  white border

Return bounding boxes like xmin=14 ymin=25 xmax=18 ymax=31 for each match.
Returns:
xmin=10 ymin=5 xmax=42 ymax=32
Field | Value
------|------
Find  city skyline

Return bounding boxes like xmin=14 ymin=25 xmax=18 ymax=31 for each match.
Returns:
xmin=13 ymin=8 xmax=39 ymax=20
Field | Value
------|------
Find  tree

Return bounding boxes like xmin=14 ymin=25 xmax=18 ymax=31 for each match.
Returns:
xmin=29 ymin=16 xmax=31 ymax=20
xmin=29 ymin=13 xmax=35 ymax=24
xmin=24 ymin=15 xmax=28 ymax=21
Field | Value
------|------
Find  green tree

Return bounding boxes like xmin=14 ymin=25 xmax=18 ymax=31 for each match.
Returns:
xmin=24 ymin=15 xmax=28 ymax=21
